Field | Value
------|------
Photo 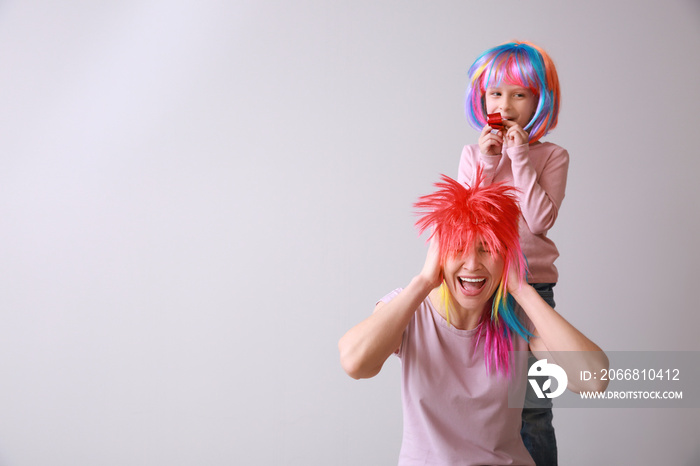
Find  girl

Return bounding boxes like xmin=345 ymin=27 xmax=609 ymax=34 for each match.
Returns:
xmin=338 ymin=172 xmax=606 ymax=465
xmin=459 ymin=41 xmax=568 ymax=466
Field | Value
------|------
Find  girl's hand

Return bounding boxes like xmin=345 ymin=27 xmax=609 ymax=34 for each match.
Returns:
xmin=503 ymin=120 xmax=529 ymax=147
xmin=478 ymin=125 xmax=503 ymax=156
xmin=419 ymin=237 xmax=443 ymax=289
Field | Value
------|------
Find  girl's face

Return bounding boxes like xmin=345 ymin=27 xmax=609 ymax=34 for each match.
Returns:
xmin=484 ymin=83 xmax=537 ymax=130
xmin=442 ymin=242 xmax=505 ymax=315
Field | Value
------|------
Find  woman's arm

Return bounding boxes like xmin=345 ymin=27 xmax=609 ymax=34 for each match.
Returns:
xmin=338 ymin=240 xmax=442 ymax=380
xmin=509 ymin=282 xmax=609 ymax=393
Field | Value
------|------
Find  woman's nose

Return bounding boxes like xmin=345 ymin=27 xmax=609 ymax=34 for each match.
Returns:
xmin=461 ymin=251 xmax=480 ymax=271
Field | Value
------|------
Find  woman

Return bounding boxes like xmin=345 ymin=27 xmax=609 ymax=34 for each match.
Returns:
xmin=338 ymin=170 xmax=607 ymax=465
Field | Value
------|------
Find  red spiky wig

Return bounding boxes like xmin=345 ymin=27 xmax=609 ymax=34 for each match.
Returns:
xmin=414 ymin=167 xmax=530 ymax=374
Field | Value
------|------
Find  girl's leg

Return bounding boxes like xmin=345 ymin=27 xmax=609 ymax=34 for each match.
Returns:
xmin=521 ymin=283 xmax=558 ymax=466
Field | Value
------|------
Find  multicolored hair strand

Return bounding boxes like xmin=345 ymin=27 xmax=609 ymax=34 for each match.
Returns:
xmin=414 ymin=167 xmax=531 ymax=374
xmin=465 ymin=41 xmax=560 ymax=143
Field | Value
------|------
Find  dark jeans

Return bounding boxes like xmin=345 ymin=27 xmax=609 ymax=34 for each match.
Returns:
xmin=521 ymin=283 xmax=557 ymax=466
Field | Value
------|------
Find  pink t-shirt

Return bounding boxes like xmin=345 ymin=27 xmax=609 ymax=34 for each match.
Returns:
xmin=381 ymin=289 xmax=535 ymax=466
xmin=457 ymin=142 xmax=569 ymax=284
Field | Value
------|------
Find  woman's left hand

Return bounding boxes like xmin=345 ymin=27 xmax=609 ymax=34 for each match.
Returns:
xmin=505 ymin=260 xmax=526 ymax=299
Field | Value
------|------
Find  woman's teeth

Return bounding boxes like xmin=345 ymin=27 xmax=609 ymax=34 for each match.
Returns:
xmin=458 ymin=277 xmax=486 ymax=295
xmin=459 ymin=277 xmax=485 ymax=284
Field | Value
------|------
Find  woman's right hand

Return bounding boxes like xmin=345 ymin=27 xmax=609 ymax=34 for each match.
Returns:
xmin=478 ymin=125 xmax=503 ymax=156
xmin=419 ymin=237 xmax=443 ymax=289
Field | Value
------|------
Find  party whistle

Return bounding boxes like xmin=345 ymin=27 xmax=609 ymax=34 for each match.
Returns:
xmin=487 ymin=112 xmax=504 ymax=131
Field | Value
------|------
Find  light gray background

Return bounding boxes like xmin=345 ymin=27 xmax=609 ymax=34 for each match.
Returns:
xmin=1 ymin=1 xmax=699 ymax=465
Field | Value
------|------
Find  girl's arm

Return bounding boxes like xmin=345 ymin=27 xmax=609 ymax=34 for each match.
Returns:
xmin=509 ymin=282 xmax=609 ymax=393
xmin=507 ymin=142 xmax=569 ymax=235
xmin=458 ymin=128 xmax=568 ymax=237
xmin=338 ymin=240 xmax=442 ymax=380
xmin=457 ymin=143 xmax=500 ymax=186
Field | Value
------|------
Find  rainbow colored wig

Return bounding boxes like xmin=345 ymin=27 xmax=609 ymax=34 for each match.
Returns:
xmin=465 ymin=41 xmax=560 ymax=143
xmin=414 ymin=168 xmax=531 ymax=374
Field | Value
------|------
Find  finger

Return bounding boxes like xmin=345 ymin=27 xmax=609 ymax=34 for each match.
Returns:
xmin=506 ymin=125 xmax=526 ymax=140
xmin=483 ymin=139 xmax=501 ymax=152
xmin=480 ymin=125 xmax=494 ymax=137
xmin=479 ymin=134 xmax=501 ymax=148
xmin=483 ymin=127 xmax=503 ymax=139
xmin=486 ymin=136 xmax=504 ymax=150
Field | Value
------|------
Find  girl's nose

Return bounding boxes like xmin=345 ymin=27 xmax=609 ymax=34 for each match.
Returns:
xmin=499 ymin=96 xmax=511 ymax=111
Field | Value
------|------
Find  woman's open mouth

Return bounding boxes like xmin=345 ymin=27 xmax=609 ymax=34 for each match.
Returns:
xmin=458 ymin=277 xmax=486 ymax=296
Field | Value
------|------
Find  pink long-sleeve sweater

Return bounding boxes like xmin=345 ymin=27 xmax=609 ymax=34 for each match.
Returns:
xmin=457 ymin=141 xmax=569 ymax=284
